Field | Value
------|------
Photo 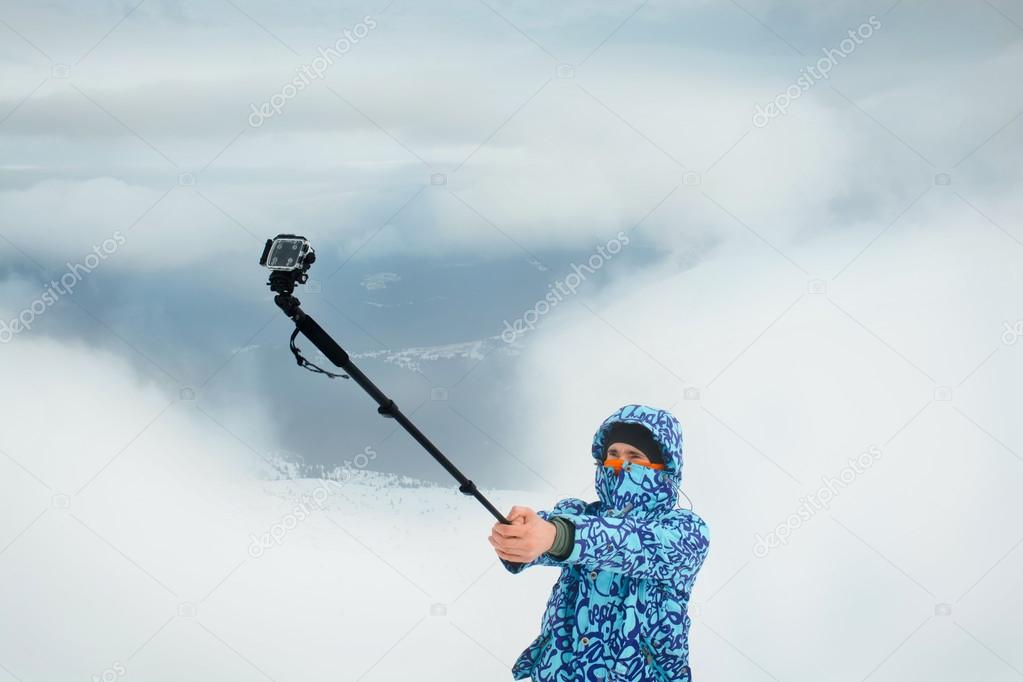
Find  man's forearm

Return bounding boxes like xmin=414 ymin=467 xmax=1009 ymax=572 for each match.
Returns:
xmin=545 ymin=511 xmax=710 ymax=581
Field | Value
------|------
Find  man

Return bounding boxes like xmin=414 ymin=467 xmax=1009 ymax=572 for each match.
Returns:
xmin=490 ymin=404 xmax=710 ymax=681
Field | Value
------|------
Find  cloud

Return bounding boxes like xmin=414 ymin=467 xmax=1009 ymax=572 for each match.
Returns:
xmin=0 ymin=286 xmax=570 ymax=680
xmin=2 ymin=3 xmax=1023 ymax=677
xmin=2 ymin=1 xmax=1020 ymax=272
xmin=502 ymin=185 xmax=1023 ymax=678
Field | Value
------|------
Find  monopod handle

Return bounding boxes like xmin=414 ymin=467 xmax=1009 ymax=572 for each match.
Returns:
xmin=498 ymin=516 xmax=524 ymax=572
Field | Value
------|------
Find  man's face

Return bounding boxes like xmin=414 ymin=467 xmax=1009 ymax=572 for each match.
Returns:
xmin=605 ymin=442 xmax=651 ymax=465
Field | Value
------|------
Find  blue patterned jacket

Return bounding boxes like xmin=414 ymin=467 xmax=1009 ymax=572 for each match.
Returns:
xmin=505 ymin=404 xmax=710 ymax=681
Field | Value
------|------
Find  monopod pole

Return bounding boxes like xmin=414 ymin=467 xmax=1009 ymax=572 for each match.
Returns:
xmin=273 ymin=292 xmax=522 ymax=571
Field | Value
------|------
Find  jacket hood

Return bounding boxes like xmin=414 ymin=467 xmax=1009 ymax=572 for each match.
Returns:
xmin=592 ymin=404 xmax=684 ymax=515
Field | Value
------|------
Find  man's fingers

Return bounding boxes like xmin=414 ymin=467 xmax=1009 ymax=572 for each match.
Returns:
xmin=494 ymin=544 xmax=532 ymax=561
xmin=490 ymin=532 xmax=528 ymax=550
xmin=493 ymin=522 xmax=528 ymax=538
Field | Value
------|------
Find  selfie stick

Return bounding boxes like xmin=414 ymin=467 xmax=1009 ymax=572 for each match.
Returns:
xmin=260 ymin=236 xmax=522 ymax=570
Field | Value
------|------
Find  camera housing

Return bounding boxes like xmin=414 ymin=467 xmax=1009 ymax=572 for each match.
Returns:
xmin=260 ymin=235 xmax=313 ymax=271
xmin=260 ymin=234 xmax=316 ymax=297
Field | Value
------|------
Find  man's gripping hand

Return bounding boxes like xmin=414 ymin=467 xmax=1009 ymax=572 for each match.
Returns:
xmin=489 ymin=506 xmax=557 ymax=564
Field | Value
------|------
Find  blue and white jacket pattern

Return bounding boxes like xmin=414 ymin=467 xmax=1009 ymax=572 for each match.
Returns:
xmin=506 ymin=404 xmax=710 ymax=681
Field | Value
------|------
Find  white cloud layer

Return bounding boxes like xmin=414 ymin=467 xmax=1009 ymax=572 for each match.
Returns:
xmin=2 ymin=1 xmax=1023 ymax=679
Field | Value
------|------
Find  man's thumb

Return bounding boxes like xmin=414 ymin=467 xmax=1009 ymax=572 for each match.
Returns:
xmin=507 ymin=505 xmax=531 ymax=523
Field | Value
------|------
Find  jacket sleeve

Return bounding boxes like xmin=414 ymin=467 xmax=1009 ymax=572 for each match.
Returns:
xmin=501 ymin=498 xmax=590 ymax=575
xmin=540 ymin=509 xmax=710 ymax=583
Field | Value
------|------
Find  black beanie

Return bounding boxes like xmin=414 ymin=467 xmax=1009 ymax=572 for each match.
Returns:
xmin=602 ymin=422 xmax=665 ymax=465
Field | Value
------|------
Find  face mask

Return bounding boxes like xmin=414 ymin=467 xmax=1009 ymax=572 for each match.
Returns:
xmin=595 ymin=457 xmax=676 ymax=515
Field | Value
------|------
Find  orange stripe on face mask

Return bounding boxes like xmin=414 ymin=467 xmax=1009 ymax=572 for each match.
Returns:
xmin=602 ymin=457 xmax=665 ymax=472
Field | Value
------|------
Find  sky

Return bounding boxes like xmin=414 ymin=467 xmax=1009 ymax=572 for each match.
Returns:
xmin=1 ymin=0 xmax=1023 ymax=680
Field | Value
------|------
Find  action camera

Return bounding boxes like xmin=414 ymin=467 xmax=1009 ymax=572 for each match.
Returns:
xmin=260 ymin=235 xmax=313 ymax=272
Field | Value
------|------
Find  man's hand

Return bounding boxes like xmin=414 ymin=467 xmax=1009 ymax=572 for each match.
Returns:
xmin=490 ymin=506 xmax=557 ymax=563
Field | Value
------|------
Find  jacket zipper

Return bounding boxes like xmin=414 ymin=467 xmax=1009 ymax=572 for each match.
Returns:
xmin=639 ymin=635 xmax=668 ymax=681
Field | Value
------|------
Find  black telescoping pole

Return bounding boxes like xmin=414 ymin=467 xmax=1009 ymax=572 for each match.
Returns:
xmin=274 ymin=292 xmax=522 ymax=570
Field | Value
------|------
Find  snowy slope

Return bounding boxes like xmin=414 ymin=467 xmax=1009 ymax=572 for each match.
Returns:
xmin=2 ymin=455 xmax=578 ymax=682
